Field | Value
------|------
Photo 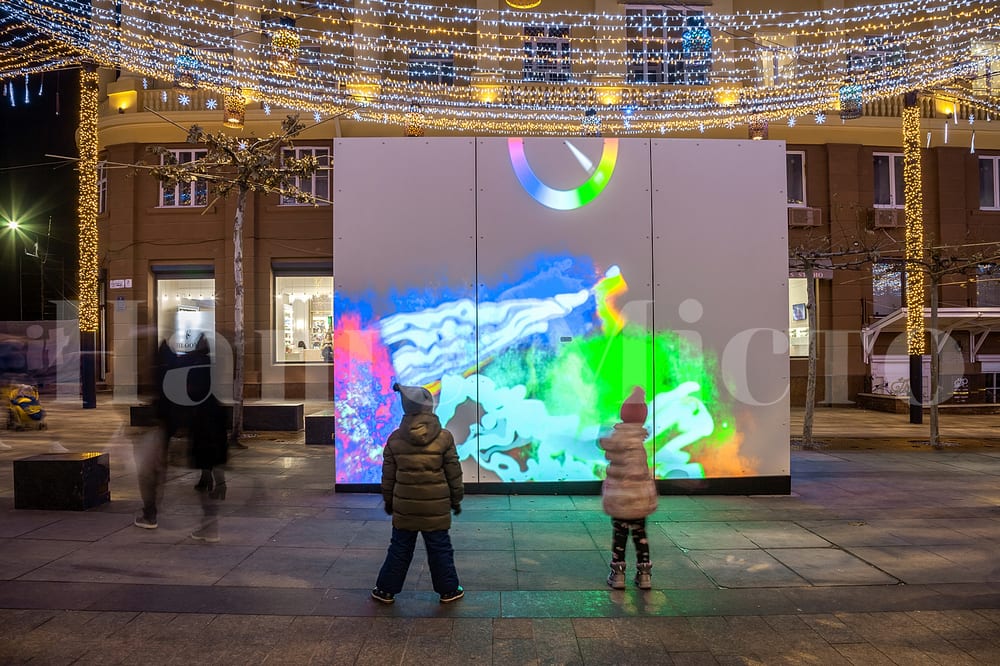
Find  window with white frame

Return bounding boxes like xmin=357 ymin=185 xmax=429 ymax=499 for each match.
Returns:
xmin=872 ymin=261 xmax=902 ymax=316
xmin=847 ymin=35 xmax=904 ymax=74
xmin=280 ymin=147 xmax=330 ymax=205
xmin=98 ymin=161 xmax=108 ymax=215
xmin=757 ymin=33 xmax=796 ymax=87
xmin=873 ymin=152 xmax=904 ymax=208
xmin=980 ymin=156 xmax=1000 ymax=210
xmin=970 ymin=41 xmax=998 ymax=97
xmin=977 ymin=263 xmax=1000 ymax=306
xmin=158 ymin=149 xmax=208 ymax=207
xmin=786 ymin=151 xmax=806 ymax=206
xmin=409 ymin=46 xmax=455 ymax=85
xmin=523 ymin=25 xmax=571 ymax=82
xmin=625 ymin=5 xmax=711 ymax=85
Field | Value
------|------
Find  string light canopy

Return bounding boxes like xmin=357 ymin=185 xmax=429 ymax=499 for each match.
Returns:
xmin=0 ymin=0 xmax=997 ymax=134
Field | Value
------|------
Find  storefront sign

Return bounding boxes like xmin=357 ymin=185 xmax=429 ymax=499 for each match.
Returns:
xmin=109 ymin=279 xmax=133 ymax=289
xmin=789 ymin=270 xmax=832 ymax=279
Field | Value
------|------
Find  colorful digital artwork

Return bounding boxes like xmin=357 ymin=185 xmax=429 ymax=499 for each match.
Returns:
xmin=334 ymin=254 xmax=740 ymax=485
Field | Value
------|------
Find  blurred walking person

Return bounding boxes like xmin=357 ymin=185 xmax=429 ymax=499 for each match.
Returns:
xmin=133 ymin=340 xmax=178 ymax=529
xmin=186 ymin=334 xmax=229 ymax=542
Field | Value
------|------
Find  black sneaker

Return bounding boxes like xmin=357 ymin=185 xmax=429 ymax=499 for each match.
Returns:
xmin=439 ymin=587 xmax=464 ymax=604
xmin=370 ymin=588 xmax=395 ymax=604
xmin=133 ymin=514 xmax=157 ymax=529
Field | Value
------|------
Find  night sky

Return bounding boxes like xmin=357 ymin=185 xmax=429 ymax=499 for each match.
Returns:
xmin=0 ymin=69 xmax=80 ymax=321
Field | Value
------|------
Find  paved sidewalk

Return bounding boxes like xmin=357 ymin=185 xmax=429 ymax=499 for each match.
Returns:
xmin=0 ymin=399 xmax=998 ymax=663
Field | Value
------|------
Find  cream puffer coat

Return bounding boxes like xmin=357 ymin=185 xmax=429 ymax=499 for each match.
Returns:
xmin=600 ymin=423 xmax=658 ymax=520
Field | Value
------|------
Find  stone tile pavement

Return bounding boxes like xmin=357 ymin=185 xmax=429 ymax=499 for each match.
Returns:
xmin=0 ymin=399 xmax=997 ymax=663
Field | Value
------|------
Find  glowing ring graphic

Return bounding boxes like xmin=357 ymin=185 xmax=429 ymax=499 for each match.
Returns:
xmin=508 ymin=137 xmax=619 ymax=211
xmin=505 ymin=0 xmax=542 ymax=7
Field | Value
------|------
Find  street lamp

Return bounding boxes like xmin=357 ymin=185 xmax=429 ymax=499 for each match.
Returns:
xmin=5 ymin=217 xmax=51 ymax=320
xmin=6 ymin=219 xmax=24 ymax=320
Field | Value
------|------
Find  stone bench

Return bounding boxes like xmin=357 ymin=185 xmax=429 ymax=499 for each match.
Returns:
xmin=228 ymin=403 xmax=304 ymax=431
xmin=305 ymin=409 xmax=335 ymax=445
xmin=130 ymin=402 xmax=304 ymax=431
xmin=13 ymin=452 xmax=111 ymax=510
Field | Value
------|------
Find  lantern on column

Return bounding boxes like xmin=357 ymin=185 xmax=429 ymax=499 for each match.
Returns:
xmin=271 ymin=17 xmax=300 ymax=75
xmin=223 ymin=88 xmax=246 ymax=129
xmin=174 ymin=49 xmax=200 ymax=89
xmin=581 ymin=107 xmax=602 ymax=137
xmin=839 ymin=83 xmax=863 ymax=120
xmin=748 ymin=118 xmax=768 ymax=140
xmin=405 ymin=102 xmax=425 ymax=137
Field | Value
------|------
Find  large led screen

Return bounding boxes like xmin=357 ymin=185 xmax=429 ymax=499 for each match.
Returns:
xmin=333 ymin=137 xmax=789 ymax=487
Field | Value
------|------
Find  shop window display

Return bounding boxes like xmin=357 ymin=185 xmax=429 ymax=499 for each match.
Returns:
xmin=788 ymin=278 xmax=812 ymax=358
xmin=275 ymin=275 xmax=333 ymax=363
xmin=156 ymin=278 xmax=216 ymax=352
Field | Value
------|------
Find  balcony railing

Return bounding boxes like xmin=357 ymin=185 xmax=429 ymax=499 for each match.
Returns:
xmin=107 ymin=83 xmax=989 ymax=124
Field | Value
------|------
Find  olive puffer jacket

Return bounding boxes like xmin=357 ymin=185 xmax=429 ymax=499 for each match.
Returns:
xmin=600 ymin=423 xmax=658 ymax=520
xmin=381 ymin=412 xmax=464 ymax=532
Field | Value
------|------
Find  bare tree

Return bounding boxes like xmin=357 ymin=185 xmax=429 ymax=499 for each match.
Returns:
xmin=790 ymin=242 xmax=875 ymax=449
xmin=877 ymin=245 xmax=1000 ymax=448
xmin=146 ymin=114 xmax=327 ymax=446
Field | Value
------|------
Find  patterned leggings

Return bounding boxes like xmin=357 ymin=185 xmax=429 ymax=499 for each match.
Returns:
xmin=611 ymin=517 xmax=650 ymax=564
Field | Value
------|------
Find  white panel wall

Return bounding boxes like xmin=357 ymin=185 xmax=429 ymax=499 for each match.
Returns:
xmin=651 ymin=139 xmax=790 ymax=476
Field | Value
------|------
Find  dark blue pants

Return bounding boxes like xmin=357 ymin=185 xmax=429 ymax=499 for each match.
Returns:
xmin=376 ymin=527 xmax=460 ymax=595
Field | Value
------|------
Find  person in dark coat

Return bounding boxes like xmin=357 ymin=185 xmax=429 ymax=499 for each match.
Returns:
xmin=371 ymin=383 xmax=464 ymax=604
xmin=186 ymin=334 xmax=229 ymax=542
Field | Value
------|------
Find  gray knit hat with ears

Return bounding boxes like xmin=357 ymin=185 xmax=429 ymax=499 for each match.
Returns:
xmin=393 ymin=382 xmax=436 ymax=415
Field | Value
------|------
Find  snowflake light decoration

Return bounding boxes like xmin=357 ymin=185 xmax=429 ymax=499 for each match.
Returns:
xmin=178 ymin=93 xmax=191 ymax=106
xmin=142 ymin=78 xmax=148 ymax=90
xmin=698 ymin=122 xmax=705 ymax=133
xmin=815 ymin=112 xmax=827 ymax=124
xmin=161 ymin=90 xmax=168 ymax=103
xmin=263 ymin=103 xmax=271 ymax=116
xmin=238 ymin=140 xmax=248 ymax=150
xmin=206 ymin=98 xmax=218 ymax=110
xmin=788 ymin=116 xmax=797 ymax=127
xmin=313 ymin=111 xmax=321 ymax=123
xmin=968 ymin=114 xmax=975 ymax=125
xmin=725 ymin=119 xmax=735 ymax=129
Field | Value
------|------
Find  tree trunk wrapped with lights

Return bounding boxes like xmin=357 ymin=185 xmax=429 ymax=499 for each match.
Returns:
xmin=903 ymin=92 xmax=925 ymax=423
xmin=78 ymin=65 xmax=100 ymax=409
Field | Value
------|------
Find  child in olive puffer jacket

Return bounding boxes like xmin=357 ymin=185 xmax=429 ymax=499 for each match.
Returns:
xmin=600 ymin=386 xmax=658 ymax=590
xmin=371 ymin=383 xmax=465 ymax=605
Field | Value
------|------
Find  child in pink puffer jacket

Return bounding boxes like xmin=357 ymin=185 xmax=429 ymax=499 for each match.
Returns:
xmin=600 ymin=386 xmax=658 ymax=590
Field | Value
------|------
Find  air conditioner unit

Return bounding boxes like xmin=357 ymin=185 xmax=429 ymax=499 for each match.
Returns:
xmin=869 ymin=208 xmax=903 ymax=228
xmin=788 ymin=207 xmax=822 ymax=227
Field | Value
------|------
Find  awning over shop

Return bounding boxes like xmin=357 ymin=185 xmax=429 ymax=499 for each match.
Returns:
xmin=861 ymin=307 xmax=1000 ymax=363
